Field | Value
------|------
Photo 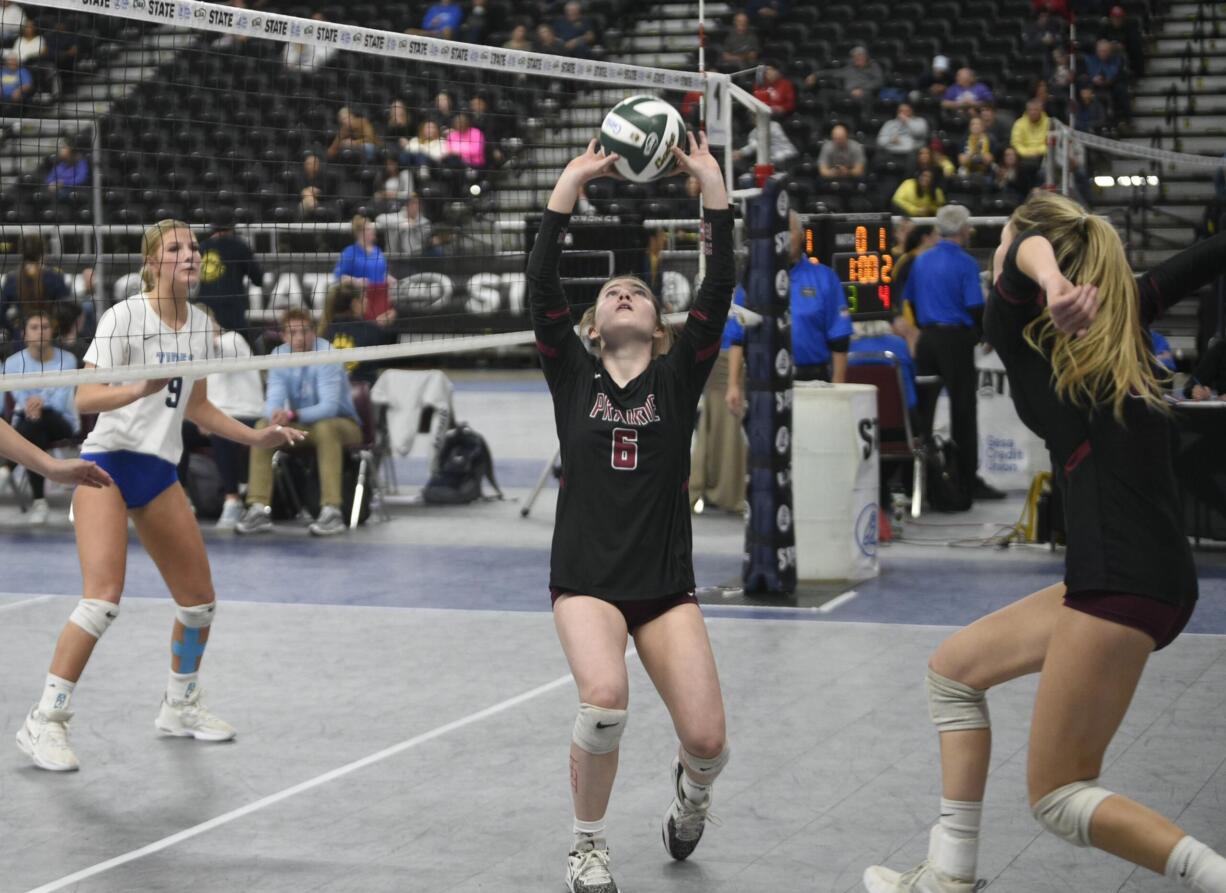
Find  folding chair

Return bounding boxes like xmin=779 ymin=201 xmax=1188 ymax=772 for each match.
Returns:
xmin=846 ymin=351 xmax=926 ymax=518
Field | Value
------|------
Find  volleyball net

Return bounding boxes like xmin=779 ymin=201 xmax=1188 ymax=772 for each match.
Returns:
xmin=0 ymin=0 xmax=771 ymax=392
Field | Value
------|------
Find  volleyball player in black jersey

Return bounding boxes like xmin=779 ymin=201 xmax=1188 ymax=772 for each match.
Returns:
xmin=527 ymin=134 xmax=733 ymax=893
xmin=864 ymin=192 xmax=1226 ymax=893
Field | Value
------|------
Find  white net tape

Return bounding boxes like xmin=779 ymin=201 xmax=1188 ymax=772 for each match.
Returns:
xmin=1053 ymin=120 xmax=1226 ymax=169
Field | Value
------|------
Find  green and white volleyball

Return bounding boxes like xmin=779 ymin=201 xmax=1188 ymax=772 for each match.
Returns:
xmin=598 ymin=95 xmax=686 ymax=183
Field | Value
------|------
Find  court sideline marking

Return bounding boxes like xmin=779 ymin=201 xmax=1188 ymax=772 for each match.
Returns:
xmin=0 ymin=595 xmax=54 ymax=613
xmin=24 ymin=649 xmax=637 ymax=893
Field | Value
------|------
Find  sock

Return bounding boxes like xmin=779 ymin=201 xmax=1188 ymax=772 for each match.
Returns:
xmin=38 ymin=674 xmax=75 ymax=715
xmin=1167 ymin=836 xmax=1226 ymax=892
xmin=573 ymin=816 xmax=606 ymax=852
xmin=167 ymin=670 xmax=200 ymax=703
xmin=932 ymin=798 xmax=982 ymax=881
xmin=681 ymin=771 xmax=712 ymax=806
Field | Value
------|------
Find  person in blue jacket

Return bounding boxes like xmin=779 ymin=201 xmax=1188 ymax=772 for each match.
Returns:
xmin=236 ymin=308 xmax=362 ymax=538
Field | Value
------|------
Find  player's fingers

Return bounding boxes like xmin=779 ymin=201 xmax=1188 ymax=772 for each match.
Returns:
xmin=687 ymin=130 xmax=698 ymax=153
xmin=586 ymin=137 xmax=599 ymax=155
xmin=696 ymin=129 xmax=709 ymax=151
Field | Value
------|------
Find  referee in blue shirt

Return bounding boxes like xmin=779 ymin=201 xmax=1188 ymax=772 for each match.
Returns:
xmin=725 ymin=212 xmax=853 ymax=387
xmin=903 ymin=204 xmax=1004 ymax=504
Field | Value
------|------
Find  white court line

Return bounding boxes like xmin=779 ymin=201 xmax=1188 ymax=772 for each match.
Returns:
xmin=818 ymin=590 xmax=860 ymax=614
xmin=24 ymin=665 xmax=596 ymax=893
xmin=0 ymin=594 xmax=54 ymax=612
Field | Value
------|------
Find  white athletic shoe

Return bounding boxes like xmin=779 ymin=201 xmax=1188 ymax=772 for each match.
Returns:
xmin=565 ymin=842 xmax=618 ymax=893
xmin=215 ymin=499 xmax=243 ymax=530
xmin=308 ymin=504 xmax=346 ymax=537
xmin=235 ymin=503 xmax=272 ymax=535
xmin=864 ymin=826 xmax=984 ymax=892
xmin=29 ymin=498 xmax=50 ymax=525
xmin=154 ymin=692 xmax=236 ymax=741
xmin=662 ymin=757 xmax=715 ymax=860
xmin=16 ymin=707 xmax=80 ymax=771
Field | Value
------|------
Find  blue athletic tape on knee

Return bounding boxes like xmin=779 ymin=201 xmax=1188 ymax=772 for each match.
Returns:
xmin=1032 ymin=780 xmax=1114 ymax=847
xmin=680 ymin=745 xmax=730 ymax=785
xmin=175 ymin=602 xmax=215 ymax=629
xmin=572 ymin=703 xmax=627 ymax=755
xmin=69 ymin=598 xmax=119 ymax=639
xmin=927 ymin=668 xmax=990 ymax=732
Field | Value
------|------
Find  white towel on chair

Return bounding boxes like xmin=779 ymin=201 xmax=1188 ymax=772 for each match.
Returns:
xmin=371 ymin=370 xmax=455 ymax=469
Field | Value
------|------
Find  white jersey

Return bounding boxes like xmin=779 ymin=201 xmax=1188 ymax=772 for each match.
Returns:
xmin=207 ymin=331 xmax=264 ymax=419
xmin=81 ymin=296 xmax=215 ymax=465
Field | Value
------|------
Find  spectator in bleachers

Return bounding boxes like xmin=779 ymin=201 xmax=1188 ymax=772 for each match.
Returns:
xmin=993 ymin=145 xmax=1025 ymax=203
xmin=876 ymin=103 xmax=929 ymax=168
xmin=0 ymin=235 xmax=69 ymax=338
xmin=433 ymin=90 xmax=455 ymax=121
xmin=298 ymin=151 xmax=335 ymax=197
xmin=236 ymin=308 xmax=363 ymax=538
xmin=326 ymin=107 xmax=379 ymax=163
xmin=297 ymin=186 xmax=323 ymax=222
xmin=385 ymin=99 xmax=414 ymax=163
xmin=732 ymin=118 xmax=798 ymax=168
xmin=957 ymin=117 xmax=995 ymax=179
xmin=818 ymin=124 xmax=865 ymax=181
xmin=0 ymin=48 xmax=32 ymax=107
xmin=468 ymin=93 xmax=506 ymax=167
xmin=915 ymin=54 xmax=953 ymax=101
xmin=503 ymin=22 xmax=534 ymax=51
xmin=922 ymin=141 xmax=956 ymax=180
xmin=1023 ymin=8 xmax=1064 ymax=55
xmin=1010 ymin=98 xmax=1050 ymax=190
xmin=841 ymin=45 xmax=884 ymax=102
xmin=978 ymin=104 xmax=1012 ymax=156
xmin=719 ymin=12 xmax=759 ymax=71
xmin=553 ymin=1 xmax=596 ymax=58
xmin=319 ymin=282 xmax=392 ymax=388
xmin=12 ymin=18 xmax=44 ymax=63
xmin=1074 ymin=84 xmax=1108 ymax=132
xmin=334 ymin=215 xmax=395 ymax=327
xmin=376 ymin=193 xmax=437 ymax=258
xmin=535 ymin=22 xmax=566 ymax=54
xmin=1103 ymin=4 xmax=1144 ymax=77
xmin=45 ymin=140 xmax=89 ymax=199
xmin=892 ymin=168 xmax=946 ymax=217
xmin=196 ymin=215 xmax=263 ymax=339
xmin=458 ymin=0 xmax=488 ymax=44
xmin=53 ymin=298 xmax=87 ymax=364
xmin=942 ymin=67 xmax=994 ymax=111
xmin=420 ymin=0 xmax=463 ymax=39
xmin=0 ymin=0 xmax=23 ymax=43
xmin=746 ymin=0 xmax=789 ymax=27
xmin=1047 ymin=46 xmax=1073 ymax=93
xmin=444 ymin=111 xmax=486 ymax=169
xmin=283 ymin=13 xmax=334 ymax=72
xmin=374 ymin=157 xmax=413 ymax=208
xmin=407 ymin=119 xmax=447 ymax=165
xmin=753 ymin=62 xmax=796 ymax=118
xmin=44 ymin=18 xmax=82 ymax=86
xmin=1083 ymin=37 xmax=1128 ymax=118
xmin=2 ymin=310 xmax=78 ymax=524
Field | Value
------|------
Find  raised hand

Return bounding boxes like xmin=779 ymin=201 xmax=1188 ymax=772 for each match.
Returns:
xmin=1044 ymin=274 xmax=1099 ymax=338
xmin=561 ymin=139 xmax=622 ymax=186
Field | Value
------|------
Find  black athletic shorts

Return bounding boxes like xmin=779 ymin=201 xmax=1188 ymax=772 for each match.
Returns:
xmin=550 ymin=588 xmax=700 ymax=631
xmin=1064 ymin=590 xmax=1195 ymax=651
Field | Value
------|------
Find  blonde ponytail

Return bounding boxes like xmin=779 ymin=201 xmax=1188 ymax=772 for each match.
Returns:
xmin=1013 ymin=193 xmax=1166 ymax=421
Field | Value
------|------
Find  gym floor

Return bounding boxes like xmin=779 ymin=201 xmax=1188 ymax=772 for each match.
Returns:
xmin=2 ymin=372 xmax=1224 ymax=893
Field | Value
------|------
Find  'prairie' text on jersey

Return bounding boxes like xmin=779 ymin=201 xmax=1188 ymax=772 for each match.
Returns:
xmin=588 ymin=392 xmax=661 ymax=427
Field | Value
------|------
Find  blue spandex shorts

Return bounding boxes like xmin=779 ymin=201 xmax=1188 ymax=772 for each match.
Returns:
xmin=81 ymin=450 xmax=178 ymax=509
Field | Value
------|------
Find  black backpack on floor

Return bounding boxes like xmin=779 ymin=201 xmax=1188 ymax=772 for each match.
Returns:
xmin=926 ymin=436 xmax=972 ymax=513
xmin=422 ymin=424 xmax=503 ymax=505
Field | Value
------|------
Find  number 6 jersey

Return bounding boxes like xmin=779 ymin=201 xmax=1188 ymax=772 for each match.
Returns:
xmin=81 ymin=296 xmax=216 ymax=465
xmin=527 ymin=207 xmax=736 ymax=601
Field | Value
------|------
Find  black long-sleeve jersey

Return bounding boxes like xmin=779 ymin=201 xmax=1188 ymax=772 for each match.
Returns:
xmin=986 ymin=230 xmax=1226 ymax=607
xmin=526 ymin=207 xmax=736 ymax=601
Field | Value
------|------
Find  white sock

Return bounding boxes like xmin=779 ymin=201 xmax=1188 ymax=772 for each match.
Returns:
xmin=1167 ymin=836 xmax=1226 ymax=892
xmin=167 ymin=671 xmax=199 ymax=704
xmin=573 ymin=816 xmax=606 ymax=851
xmin=38 ymin=674 xmax=75 ymax=715
xmin=932 ymin=798 xmax=982 ymax=881
xmin=681 ymin=771 xmax=712 ymax=806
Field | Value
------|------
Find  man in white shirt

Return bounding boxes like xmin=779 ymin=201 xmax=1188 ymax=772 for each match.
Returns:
xmin=375 ymin=194 xmax=435 ymax=258
xmin=876 ymin=103 xmax=930 ymax=168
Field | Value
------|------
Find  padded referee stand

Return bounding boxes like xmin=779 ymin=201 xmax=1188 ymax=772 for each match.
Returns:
xmin=741 ymin=174 xmax=797 ymax=595
xmin=845 ymin=352 xmax=926 ymax=518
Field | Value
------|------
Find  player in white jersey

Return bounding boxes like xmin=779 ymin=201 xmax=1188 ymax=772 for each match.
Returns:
xmin=16 ymin=220 xmax=303 ymax=772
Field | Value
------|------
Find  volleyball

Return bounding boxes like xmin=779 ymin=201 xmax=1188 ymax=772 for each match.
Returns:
xmin=598 ymin=95 xmax=686 ymax=183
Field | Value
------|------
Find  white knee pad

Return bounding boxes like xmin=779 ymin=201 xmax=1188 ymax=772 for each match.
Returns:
xmin=572 ymin=703 xmax=628 ymax=755
xmin=1032 ymin=780 xmax=1114 ymax=847
xmin=680 ymin=744 xmax=730 ymax=786
xmin=69 ymin=598 xmax=119 ymax=639
xmin=927 ymin=668 xmax=990 ymax=732
xmin=176 ymin=602 xmax=215 ymax=629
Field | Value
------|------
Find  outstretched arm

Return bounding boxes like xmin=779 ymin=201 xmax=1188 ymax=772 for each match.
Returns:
xmin=1138 ymin=230 xmax=1226 ymax=326
xmin=0 ymin=417 xmax=111 ymax=489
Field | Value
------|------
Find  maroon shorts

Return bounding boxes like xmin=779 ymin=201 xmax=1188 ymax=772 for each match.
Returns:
xmin=550 ymin=588 xmax=700 ymax=631
xmin=1064 ymin=590 xmax=1195 ymax=651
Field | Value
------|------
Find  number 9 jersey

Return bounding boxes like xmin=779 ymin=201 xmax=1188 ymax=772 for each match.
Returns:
xmin=81 ymin=296 xmax=217 ymax=466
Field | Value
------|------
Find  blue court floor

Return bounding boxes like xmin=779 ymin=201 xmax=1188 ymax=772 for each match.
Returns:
xmin=2 ymin=372 xmax=1224 ymax=892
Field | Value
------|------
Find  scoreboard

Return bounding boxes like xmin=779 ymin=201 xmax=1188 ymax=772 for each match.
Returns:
xmin=804 ymin=214 xmax=895 ymax=319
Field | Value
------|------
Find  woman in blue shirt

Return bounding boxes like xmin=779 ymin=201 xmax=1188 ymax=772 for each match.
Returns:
xmin=3 ymin=310 xmax=79 ymax=523
xmin=333 ymin=214 xmax=396 ymax=325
